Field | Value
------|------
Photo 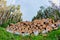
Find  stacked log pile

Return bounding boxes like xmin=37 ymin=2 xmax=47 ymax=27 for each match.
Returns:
xmin=6 ymin=18 xmax=60 ymax=36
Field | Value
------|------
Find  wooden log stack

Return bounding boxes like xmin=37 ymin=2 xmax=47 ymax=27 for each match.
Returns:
xmin=6 ymin=18 xmax=60 ymax=36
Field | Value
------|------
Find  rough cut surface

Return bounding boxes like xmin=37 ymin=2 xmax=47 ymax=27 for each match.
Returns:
xmin=6 ymin=18 xmax=60 ymax=36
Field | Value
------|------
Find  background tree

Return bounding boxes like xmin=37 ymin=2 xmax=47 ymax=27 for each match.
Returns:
xmin=8 ymin=5 xmax=22 ymax=24
xmin=32 ymin=1 xmax=60 ymax=21
xmin=32 ymin=6 xmax=45 ymax=21
xmin=0 ymin=0 xmax=22 ymax=27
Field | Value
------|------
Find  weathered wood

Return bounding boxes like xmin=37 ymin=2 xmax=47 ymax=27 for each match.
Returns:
xmin=6 ymin=18 xmax=60 ymax=36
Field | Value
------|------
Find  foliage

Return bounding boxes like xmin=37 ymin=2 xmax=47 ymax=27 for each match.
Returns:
xmin=0 ymin=27 xmax=21 ymax=40
xmin=0 ymin=27 xmax=60 ymax=40
xmin=32 ymin=1 xmax=60 ymax=21
xmin=0 ymin=0 xmax=22 ymax=28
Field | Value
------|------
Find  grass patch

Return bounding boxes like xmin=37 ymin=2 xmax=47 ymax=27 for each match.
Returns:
xmin=0 ymin=27 xmax=60 ymax=40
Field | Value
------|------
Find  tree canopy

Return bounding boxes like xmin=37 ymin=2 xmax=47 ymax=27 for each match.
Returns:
xmin=0 ymin=0 xmax=22 ymax=27
xmin=32 ymin=3 xmax=60 ymax=21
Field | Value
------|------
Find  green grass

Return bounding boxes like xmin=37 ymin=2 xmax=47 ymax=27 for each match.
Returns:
xmin=0 ymin=27 xmax=60 ymax=40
